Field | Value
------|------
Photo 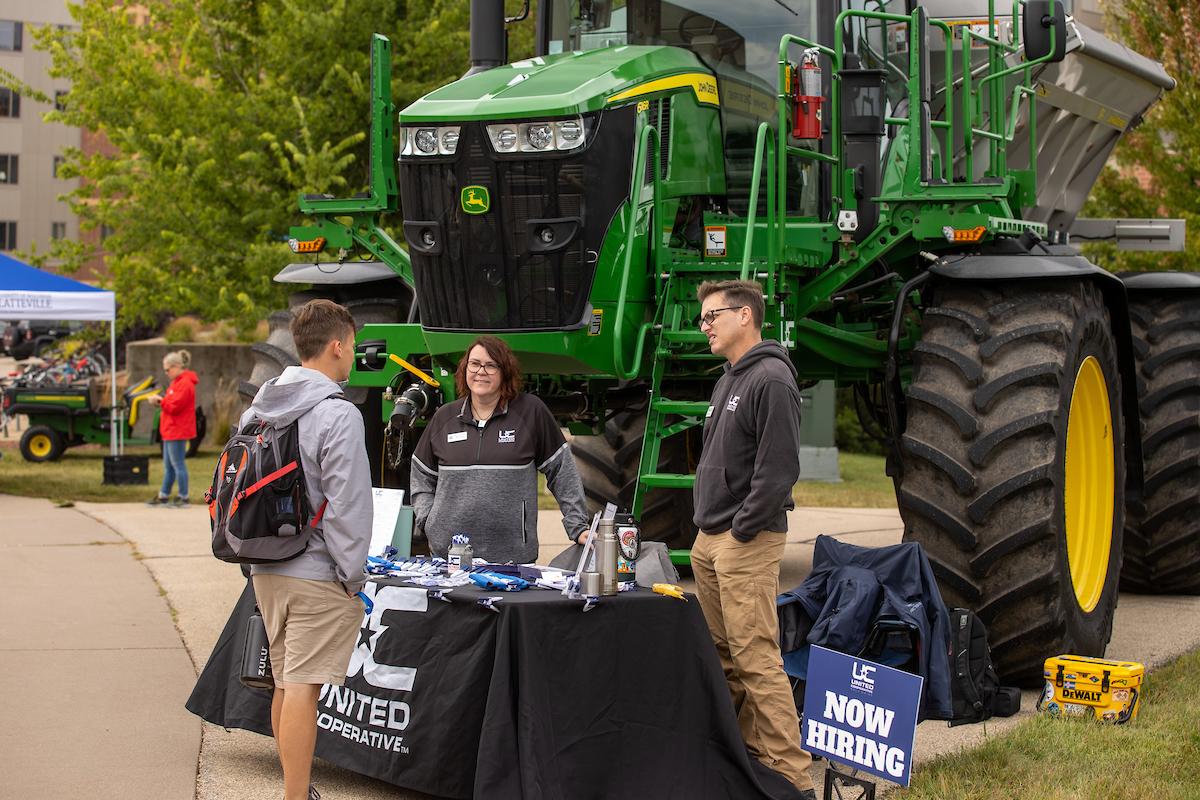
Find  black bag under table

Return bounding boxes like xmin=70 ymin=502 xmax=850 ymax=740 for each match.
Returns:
xmin=187 ymin=578 xmax=807 ymax=800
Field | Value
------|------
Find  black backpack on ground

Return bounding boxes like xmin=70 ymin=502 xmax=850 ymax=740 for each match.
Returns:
xmin=948 ymin=607 xmax=1021 ymax=726
xmin=205 ymin=405 xmax=335 ymax=564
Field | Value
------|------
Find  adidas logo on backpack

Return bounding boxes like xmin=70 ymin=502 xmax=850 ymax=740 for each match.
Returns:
xmin=205 ymin=401 xmax=339 ymax=564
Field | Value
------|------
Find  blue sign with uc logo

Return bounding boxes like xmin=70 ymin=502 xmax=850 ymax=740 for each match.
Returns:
xmin=802 ymin=645 xmax=924 ymax=787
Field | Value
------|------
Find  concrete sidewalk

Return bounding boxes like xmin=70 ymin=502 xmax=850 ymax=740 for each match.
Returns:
xmin=0 ymin=495 xmax=199 ymax=800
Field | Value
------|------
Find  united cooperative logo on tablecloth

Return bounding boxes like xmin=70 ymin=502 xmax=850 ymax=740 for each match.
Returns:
xmin=0 ymin=292 xmax=52 ymax=311
xmin=316 ymin=584 xmax=426 ymax=755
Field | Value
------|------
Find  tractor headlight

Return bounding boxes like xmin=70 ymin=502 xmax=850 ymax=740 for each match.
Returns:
xmin=485 ymin=116 xmax=589 ymax=154
xmin=400 ymin=126 xmax=461 ymax=157
xmin=556 ymin=119 xmax=584 ymax=148
xmin=488 ymin=125 xmax=519 ymax=152
xmin=414 ymin=128 xmax=438 ymax=155
xmin=524 ymin=123 xmax=554 ymax=151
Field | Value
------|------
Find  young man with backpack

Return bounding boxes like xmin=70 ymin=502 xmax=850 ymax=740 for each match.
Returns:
xmin=239 ymin=299 xmax=373 ymax=800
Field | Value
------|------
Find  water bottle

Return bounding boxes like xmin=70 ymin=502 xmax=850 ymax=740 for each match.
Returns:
xmin=598 ymin=517 xmax=618 ymax=596
xmin=448 ymin=533 xmax=473 ymax=572
xmin=240 ymin=609 xmax=274 ymax=690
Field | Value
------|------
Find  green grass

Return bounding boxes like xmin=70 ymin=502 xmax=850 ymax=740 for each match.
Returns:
xmin=537 ymin=452 xmax=896 ymax=510
xmin=0 ymin=440 xmax=217 ymax=504
xmin=793 ymin=452 xmax=895 ymax=508
xmin=898 ymin=648 xmax=1200 ymax=800
xmin=0 ymin=440 xmax=894 ymax=511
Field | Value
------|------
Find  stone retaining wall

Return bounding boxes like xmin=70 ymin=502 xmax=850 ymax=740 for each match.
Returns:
xmin=126 ymin=340 xmax=253 ymax=444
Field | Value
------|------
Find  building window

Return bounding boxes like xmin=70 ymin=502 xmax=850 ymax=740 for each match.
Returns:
xmin=0 ymin=154 xmax=16 ymax=184
xmin=54 ymin=90 xmax=67 ymax=112
xmin=0 ymin=221 xmax=16 ymax=250
xmin=51 ymin=222 xmax=66 ymax=240
xmin=101 ymin=224 xmax=114 ymax=241
xmin=0 ymin=88 xmax=19 ymax=118
xmin=0 ymin=21 xmax=22 ymax=52
xmin=52 ymin=156 xmax=64 ymax=178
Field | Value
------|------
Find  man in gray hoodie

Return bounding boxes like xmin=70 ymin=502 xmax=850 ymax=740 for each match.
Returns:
xmin=240 ymin=299 xmax=373 ymax=800
xmin=691 ymin=280 xmax=814 ymax=797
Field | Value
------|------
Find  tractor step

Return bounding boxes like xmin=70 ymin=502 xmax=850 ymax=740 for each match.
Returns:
xmin=650 ymin=399 xmax=710 ymax=416
xmin=639 ymin=472 xmax=696 ymax=488
xmin=668 ymin=548 xmax=693 ymax=567
xmin=660 ymin=329 xmax=708 ymax=345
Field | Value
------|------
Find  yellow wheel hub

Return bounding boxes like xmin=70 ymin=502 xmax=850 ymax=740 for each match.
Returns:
xmin=28 ymin=434 xmax=53 ymax=459
xmin=1064 ymin=356 xmax=1116 ymax=613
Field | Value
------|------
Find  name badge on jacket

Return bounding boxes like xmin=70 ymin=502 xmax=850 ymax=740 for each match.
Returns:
xmin=447 ymin=431 xmax=468 ymax=443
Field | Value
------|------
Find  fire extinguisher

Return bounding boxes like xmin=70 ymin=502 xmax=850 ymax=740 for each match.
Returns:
xmin=791 ymin=48 xmax=823 ymax=141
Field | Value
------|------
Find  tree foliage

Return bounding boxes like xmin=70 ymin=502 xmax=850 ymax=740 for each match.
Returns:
xmin=10 ymin=0 xmax=536 ymax=330
xmin=1081 ymin=0 xmax=1199 ymax=272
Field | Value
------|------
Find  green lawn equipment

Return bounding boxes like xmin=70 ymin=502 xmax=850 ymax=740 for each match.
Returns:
xmin=2 ymin=375 xmax=206 ymax=462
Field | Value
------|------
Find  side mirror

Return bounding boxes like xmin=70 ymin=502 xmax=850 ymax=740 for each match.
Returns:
xmin=578 ymin=0 xmax=613 ymax=32
xmin=1023 ymin=0 xmax=1067 ymax=63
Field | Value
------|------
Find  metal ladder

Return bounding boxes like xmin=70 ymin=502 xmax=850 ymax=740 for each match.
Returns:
xmin=630 ymin=263 xmax=768 ymax=564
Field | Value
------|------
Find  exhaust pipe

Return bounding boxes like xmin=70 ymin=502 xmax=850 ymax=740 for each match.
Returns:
xmin=467 ymin=0 xmax=506 ymax=76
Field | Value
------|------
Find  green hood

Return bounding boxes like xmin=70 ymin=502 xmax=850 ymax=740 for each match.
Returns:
xmin=399 ymin=45 xmax=709 ymax=122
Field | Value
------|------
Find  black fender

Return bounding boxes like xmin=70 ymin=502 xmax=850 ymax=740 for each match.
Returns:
xmin=928 ymin=252 xmax=1144 ymax=500
xmin=1118 ymin=271 xmax=1200 ymax=293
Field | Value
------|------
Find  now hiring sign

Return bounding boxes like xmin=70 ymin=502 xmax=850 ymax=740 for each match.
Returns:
xmin=802 ymin=645 xmax=924 ymax=787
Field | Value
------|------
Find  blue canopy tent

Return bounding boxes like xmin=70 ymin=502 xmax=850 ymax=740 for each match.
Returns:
xmin=0 ymin=253 xmax=120 ymax=455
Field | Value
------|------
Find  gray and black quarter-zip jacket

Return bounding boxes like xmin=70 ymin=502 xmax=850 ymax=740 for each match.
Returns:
xmin=692 ymin=340 xmax=802 ymax=543
xmin=410 ymin=393 xmax=590 ymax=564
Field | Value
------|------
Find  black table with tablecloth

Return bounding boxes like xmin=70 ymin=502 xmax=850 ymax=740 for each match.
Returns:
xmin=186 ymin=578 xmax=807 ymax=800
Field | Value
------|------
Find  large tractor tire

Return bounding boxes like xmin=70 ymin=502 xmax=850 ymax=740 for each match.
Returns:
xmin=897 ymin=280 xmax=1124 ymax=685
xmin=239 ymin=283 xmax=410 ymax=484
xmin=570 ymin=408 xmax=700 ymax=550
xmin=1121 ymin=292 xmax=1200 ymax=594
xmin=239 ymin=289 xmax=407 ymax=406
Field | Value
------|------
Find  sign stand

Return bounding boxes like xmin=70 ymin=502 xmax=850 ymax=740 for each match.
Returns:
xmin=822 ymin=763 xmax=876 ymax=799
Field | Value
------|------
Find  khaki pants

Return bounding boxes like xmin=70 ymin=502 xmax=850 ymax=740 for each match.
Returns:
xmin=692 ymin=530 xmax=814 ymax=791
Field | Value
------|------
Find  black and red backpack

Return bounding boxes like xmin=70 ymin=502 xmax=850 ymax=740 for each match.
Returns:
xmin=205 ymin=410 xmax=332 ymax=564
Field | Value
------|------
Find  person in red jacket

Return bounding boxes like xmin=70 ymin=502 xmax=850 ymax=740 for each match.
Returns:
xmin=146 ymin=349 xmax=198 ymax=507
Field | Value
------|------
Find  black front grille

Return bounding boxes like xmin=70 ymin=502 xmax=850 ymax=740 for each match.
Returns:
xmin=399 ymin=109 xmax=636 ymax=331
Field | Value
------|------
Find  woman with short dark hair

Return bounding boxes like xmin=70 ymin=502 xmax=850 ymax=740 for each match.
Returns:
xmin=410 ymin=336 xmax=590 ymax=564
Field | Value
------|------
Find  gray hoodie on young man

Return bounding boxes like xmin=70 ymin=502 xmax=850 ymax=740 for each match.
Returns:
xmin=241 ymin=366 xmax=373 ymax=593
xmin=692 ymin=340 xmax=802 ymax=542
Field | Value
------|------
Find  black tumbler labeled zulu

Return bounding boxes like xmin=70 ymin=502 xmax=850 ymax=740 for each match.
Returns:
xmin=240 ymin=609 xmax=274 ymax=690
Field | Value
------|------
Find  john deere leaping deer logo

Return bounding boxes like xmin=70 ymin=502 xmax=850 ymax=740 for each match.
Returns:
xmin=461 ymin=186 xmax=490 ymax=215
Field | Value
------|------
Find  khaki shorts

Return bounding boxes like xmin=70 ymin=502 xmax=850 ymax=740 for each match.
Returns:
xmin=252 ymin=574 xmax=364 ymax=686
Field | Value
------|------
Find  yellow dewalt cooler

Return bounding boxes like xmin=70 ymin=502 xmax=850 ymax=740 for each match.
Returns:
xmin=1036 ymin=655 xmax=1144 ymax=723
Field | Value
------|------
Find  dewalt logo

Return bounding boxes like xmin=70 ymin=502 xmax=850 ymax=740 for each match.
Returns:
xmin=1061 ymin=688 xmax=1102 ymax=703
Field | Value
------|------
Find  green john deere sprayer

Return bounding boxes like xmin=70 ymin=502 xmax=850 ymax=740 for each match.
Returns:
xmin=242 ymin=0 xmax=1195 ymax=683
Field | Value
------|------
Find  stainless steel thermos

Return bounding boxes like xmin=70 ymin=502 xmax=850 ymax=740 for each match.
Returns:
xmin=598 ymin=517 xmax=618 ymax=596
xmin=240 ymin=609 xmax=274 ymax=690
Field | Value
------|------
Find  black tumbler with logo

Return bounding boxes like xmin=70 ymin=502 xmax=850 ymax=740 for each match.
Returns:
xmin=240 ymin=609 xmax=274 ymax=690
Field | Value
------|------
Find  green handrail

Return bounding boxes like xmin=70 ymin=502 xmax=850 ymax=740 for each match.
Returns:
xmin=741 ymin=123 xmax=776 ymax=281
xmin=613 ymin=123 xmax=660 ymax=380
